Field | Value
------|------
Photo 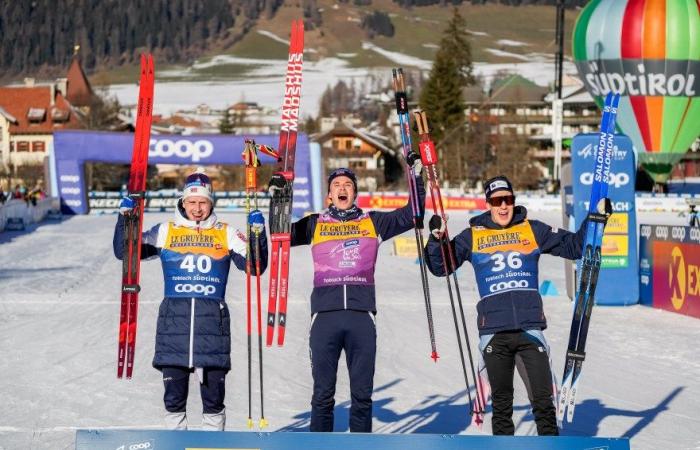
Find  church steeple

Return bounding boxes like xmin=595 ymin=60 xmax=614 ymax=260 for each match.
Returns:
xmin=65 ymin=46 xmax=94 ymax=108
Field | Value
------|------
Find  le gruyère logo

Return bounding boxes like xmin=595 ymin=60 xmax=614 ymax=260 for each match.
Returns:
xmin=670 ymin=246 xmax=686 ymax=310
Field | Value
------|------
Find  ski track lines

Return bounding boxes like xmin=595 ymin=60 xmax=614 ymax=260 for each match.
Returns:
xmin=0 ymin=211 xmax=698 ymax=449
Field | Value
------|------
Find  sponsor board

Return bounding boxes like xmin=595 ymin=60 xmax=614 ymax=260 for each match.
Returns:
xmin=75 ymin=429 xmax=630 ymax=450
xmin=393 ymin=236 xmax=418 ymax=257
xmin=652 ymin=241 xmax=700 ymax=319
xmin=356 ymin=194 xmax=486 ymax=211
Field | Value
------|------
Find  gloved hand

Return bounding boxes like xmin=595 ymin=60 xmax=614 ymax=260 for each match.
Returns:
xmin=248 ymin=209 xmax=265 ymax=234
xmin=594 ymin=197 xmax=613 ymax=223
xmin=429 ymin=214 xmax=447 ymax=239
xmin=268 ymin=173 xmax=288 ymax=197
xmin=119 ymin=196 xmax=136 ymax=215
xmin=406 ymin=151 xmax=423 ymax=175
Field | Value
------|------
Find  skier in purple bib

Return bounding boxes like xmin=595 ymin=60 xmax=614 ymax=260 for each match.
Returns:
xmin=269 ymin=160 xmax=424 ymax=432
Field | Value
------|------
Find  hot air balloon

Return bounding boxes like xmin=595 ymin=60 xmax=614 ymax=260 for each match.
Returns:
xmin=572 ymin=0 xmax=700 ymax=183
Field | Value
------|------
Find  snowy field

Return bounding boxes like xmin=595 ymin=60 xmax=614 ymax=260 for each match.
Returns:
xmin=1 ymin=210 xmax=699 ymax=450
xmin=107 ymin=40 xmax=578 ymax=117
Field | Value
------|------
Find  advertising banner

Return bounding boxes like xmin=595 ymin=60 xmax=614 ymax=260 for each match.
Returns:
xmin=639 ymin=223 xmax=700 ymax=319
xmin=356 ymin=193 xmax=486 ymax=211
xmin=571 ymin=133 xmax=638 ymax=305
xmin=75 ymin=429 xmax=630 ymax=450
xmin=53 ymin=130 xmax=312 ymax=218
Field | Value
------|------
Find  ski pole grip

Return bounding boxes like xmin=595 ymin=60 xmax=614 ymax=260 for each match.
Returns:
xmin=245 ymin=166 xmax=257 ymax=190
xmin=394 ymin=92 xmax=408 ymax=114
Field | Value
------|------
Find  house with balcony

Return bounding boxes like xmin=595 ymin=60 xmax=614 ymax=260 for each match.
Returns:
xmin=0 ymin=56 xmax=92 ymax=172
xmin=314 ymin=119 xmax=400 ymax=191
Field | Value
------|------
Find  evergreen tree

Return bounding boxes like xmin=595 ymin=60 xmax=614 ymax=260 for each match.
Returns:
xmin=440 ymin=7 xmax=475 ymax=85
xmin=219 ymin=108 xmax=235 ymax=134
xmin=418 ymin=8 xmax=475 ymax=184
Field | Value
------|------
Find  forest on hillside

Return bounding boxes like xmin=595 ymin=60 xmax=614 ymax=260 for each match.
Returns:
xmin=0 ymin=0 xmax=583 ymax=76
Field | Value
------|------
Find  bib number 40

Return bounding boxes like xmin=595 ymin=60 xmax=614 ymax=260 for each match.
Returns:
xmin=491 ymin=252 xmax=522 ymax=272
xmin=180 ymin=255 xmax=212 ymax=273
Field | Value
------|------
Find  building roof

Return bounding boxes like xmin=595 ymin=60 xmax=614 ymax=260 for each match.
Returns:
xmin=65 ymin=56 xmax=94 ymax=107
xmin=316 ymin=122 xmax=396 ymax=156
xmin=0 ymin=86 xmax=82 ymax=134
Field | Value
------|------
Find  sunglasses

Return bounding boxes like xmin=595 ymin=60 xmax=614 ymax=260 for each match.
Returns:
xmin=487 ymin=195 xmax=515 ymax=207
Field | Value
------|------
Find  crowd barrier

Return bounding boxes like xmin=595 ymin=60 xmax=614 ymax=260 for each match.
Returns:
xmin=639 ymin=224 xmax=700 ymax=319
xmin=75 ymin=429 xmax=630 ymax=450
xmin=0 ymin=197 xmax=61 ymax=232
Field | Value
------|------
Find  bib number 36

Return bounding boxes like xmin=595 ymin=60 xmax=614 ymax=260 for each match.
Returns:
xmin=490 ymin=252 xmax=522 ymax=272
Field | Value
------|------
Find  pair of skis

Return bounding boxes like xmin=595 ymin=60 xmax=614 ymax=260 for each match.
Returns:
xmin=557 ymin=91 xmax=620 ymax=423
xmin=266 ymin=20 xmax=304 ymax=347
xmin=118 ymin=54 xmax=155 ymax=379
xmin=392 ymin=68 xmax=485 ymax=425
xmin=242 ymin=139 xmax=279 ymax=428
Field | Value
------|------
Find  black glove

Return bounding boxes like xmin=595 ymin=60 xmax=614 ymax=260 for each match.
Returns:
xmin=268 ymin=173 xmax=288 ymax=197
xmin=429 ymin=214 xmax=446 ymax=239
xmin=591 ymin=197 xmax=613 ymax=223
xmin=405 ymin=151 xmax=423 ymax=174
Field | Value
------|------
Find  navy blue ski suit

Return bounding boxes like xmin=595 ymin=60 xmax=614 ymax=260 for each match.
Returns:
xmin=424 ymin=205 xmax=586 ymax=435
xmin=113 ymin=204 xmax=267 ymax=417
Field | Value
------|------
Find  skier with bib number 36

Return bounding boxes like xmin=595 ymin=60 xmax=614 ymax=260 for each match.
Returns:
xmin=113 ymin=171 xmax=268 ymax=431
xmin=424 ymin=175 xmax=610 ymax=436
xmin=268 ymin=158 xmax=424 ymax=433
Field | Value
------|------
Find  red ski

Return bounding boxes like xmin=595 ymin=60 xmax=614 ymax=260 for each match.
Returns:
xmin=117 ymin=54 xmax=155 ymax=379
xmin=266 ymin=20 xmax=304 ymax=347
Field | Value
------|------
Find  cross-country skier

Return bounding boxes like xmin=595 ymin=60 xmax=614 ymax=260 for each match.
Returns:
xmin=113 ymin=171 xmax=267 ymax=431
xmin=424 ymin=175 xmax=610 ymax=436
xmin=268 ymin=160 xmax=424 ymax=433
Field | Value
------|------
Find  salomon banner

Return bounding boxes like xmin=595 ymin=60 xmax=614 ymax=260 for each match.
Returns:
xmin=571 ymin=132 xmax=638 ymax=305
xmin=53 ymin=130 xmax=312 ymax=217
xmin=75 ymin=429 xmax=630 ymax=450
xmin=639 ymin=224 xmax=700 ymax=319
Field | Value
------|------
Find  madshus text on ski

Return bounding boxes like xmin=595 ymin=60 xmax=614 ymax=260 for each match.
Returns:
xmin=112 ymin=19 xmax=617 ymax=436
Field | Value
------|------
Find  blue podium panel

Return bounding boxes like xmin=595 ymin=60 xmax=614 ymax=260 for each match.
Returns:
xmin=75 ymin=430 xmax=630 ymax=450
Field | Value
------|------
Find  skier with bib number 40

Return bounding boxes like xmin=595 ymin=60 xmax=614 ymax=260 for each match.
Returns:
xmin=267 ymin=158 xmax=424 ymax=433
xmin=113 ymin=170 xmax=268 ymax=431
xmin=424 ymin=175 xmax=610 ymax=436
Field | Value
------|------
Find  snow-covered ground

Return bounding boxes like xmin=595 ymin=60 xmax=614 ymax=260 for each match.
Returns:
xmin=107 ymin=43 xmax=578 ymax=118
xmin=1 ymin=210 xmax=699 ymax=450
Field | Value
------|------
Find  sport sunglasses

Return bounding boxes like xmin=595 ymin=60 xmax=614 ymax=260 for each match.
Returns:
xmin=487 ymin=195 xmax=515 ymax=207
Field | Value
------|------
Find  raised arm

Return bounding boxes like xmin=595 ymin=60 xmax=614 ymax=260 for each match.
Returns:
xmin=370 ymin=175 xmax=426 ymax=241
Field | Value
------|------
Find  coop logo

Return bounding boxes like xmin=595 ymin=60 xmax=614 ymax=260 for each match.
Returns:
xmin=149 ymin=139 xmax=214 ymax=162
xmin=174 ymin=283 xmax=216 ymax=296
xmin=669 ymin=246 xmax=686 ymax=311
xmin=60 ymin=175 xmax=80 ymax=183
xmin=640 ymin=225 xmax=652 ymax=239
xmin=489 ymin=279 xmax=529 ymax=293
xmin=671 ymin=227 xmax=687 ymax=241
xmin=579 ymin=171 xmax=630 ymax=188
xmin=655 ymin=226 xmax=669 ymax=240
xmin=115 ymin=439 xmax=154 ymax=450
xmin=690 ymin=228 xmax=700 ymax=242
